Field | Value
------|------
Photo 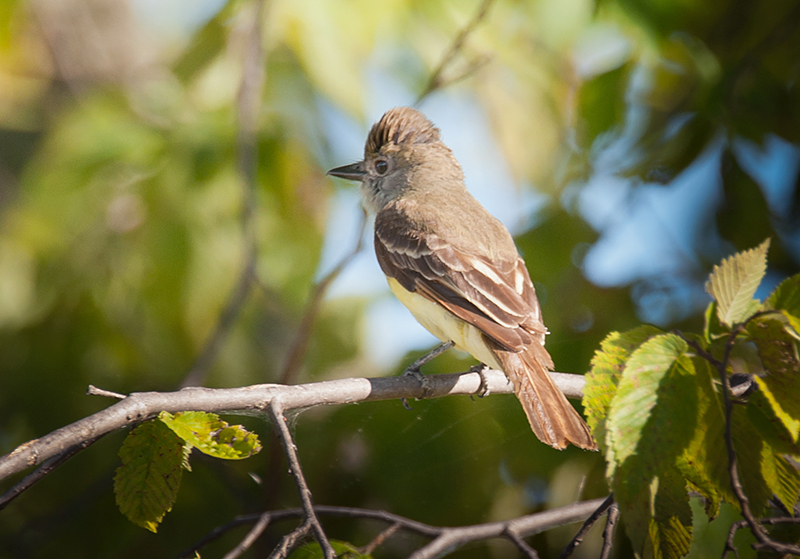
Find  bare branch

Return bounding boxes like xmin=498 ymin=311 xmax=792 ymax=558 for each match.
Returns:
xmin=0 ymin=435 xmax=101 ymax=510
xmin=222 ymin=512 xmax=272 ymax=559
xmin=408 ymin=498 xmax=608 ymax=559
xmin=86 ymin=385 xmax=126 ymax=400
xmin=558 ymin=493 xmax=615 ymax=559
xmin=268 ymin=400 xmax=335 ymax=558
xmin=269 ymin=520 xmax=312 ymax=559
xmin=504 ymin=529 xmax=540 ymax=558
xmin=600 ymin=502 xmax=619 ymax=559
xmin=416 ymin=0 xmax=495 ymax=104
xmin=0 ymin=369 xmax=588 ymax=485
xmin=360 ymin=522 xmax=402 ymax=556
xmin=178 ymin=500 xmax=607 ymax=559
xmin=724 ymin=517 xmax=800 ymax=559
xmin=180 ymin=0 xmax=269 ymax=388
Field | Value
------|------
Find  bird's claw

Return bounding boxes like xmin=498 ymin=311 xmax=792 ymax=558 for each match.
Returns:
xmin=468 ymin=363 xmax=490 ymax=398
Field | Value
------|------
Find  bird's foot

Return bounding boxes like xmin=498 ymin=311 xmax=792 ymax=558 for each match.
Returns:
xmin=402 ymin=366 xmax=433 ymax=400
xmin=468 ymin=363 xmax=490 ymax=398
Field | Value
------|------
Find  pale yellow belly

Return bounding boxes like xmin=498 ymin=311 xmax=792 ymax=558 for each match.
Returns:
xmin=387 ymin=277 xmax=502 ymax=370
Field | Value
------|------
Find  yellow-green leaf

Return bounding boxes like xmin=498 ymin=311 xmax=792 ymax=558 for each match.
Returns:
xmin=584 ymin=325 xmax=663 ymax=455
xmin=114 ymin=420 xmax=188 ymax=532
xmin=746 ymin=317 xmax=800 ymax=442
xmin=765 ymin=272 xmax=800 ymax=337
xmin=606 ymin=333 xmax=692 ymax=468
xmin=159 ymin=411 xmax=262 ymax=460
xmin=606 ymin=334 xmax=698 ymax=556
xmin=648 ymin=468 xmax=693 ymax=559
xmin=677 ymin=359 xmax=732 ymax=519
xmin=705 ymin=239 xmax=770 ymax=326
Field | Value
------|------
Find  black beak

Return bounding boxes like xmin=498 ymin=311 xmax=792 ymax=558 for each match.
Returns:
xmin=327 ymin=162 xmax=366 ymax=181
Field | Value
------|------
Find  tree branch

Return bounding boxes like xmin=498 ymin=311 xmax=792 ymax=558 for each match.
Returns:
xmin=269 ymin=520 xmax=312 ymax=559
xmin=600 ymin=501 xmax=619 ymax=559
xmin=0 ymin=369 xmax=587 ymax=484
xmin=408 ymin=498 xmax=608 ymax=559
xmin=558 ymin=493 xmax=615 ymax=559
xmin=176 ymin=499 xmax=608 ymax=559
xmin=268 ymin=400 xmax=335 ymax=558
xmin=416 ymin=0 xmax=495 ymax=104
xmin=222 ymin=511 xmax=272 ymax=559
xmin=0 ymin=435 xmax=102 ymax=510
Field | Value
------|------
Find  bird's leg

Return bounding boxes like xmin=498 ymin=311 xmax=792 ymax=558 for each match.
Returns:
xmin=402 ymin=341 xmax=454 ymax=402
xmin=468 ymin=363 xmax=490 ymax=397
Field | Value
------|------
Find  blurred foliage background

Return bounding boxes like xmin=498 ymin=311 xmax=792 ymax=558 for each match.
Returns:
xmin=0 ymin=0 xmax=798 ymax=557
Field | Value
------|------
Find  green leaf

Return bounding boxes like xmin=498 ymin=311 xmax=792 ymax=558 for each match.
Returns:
xmin=705 ymin=239 xmax=770 ymax=326
xmin=759 ymin=440 xmax=800 ymax=511
xmin=288 ymin=540 xmax=371 ymax=559
xmin=648 ymin=469 xmax=693 ymax=559
xmin=114 ymin=420 xmax=189 ymax=532
xmin=731 ymin=408 xmax=772 ymax=517
xmin=677 ymin=359 xmax=732 ymax=519
xmin=747 ymin=386 xmax=800 ymax=456
xmin=583 ymin=325 xmax=663 ymax=454
xmin=765 ymin=272 xmax=800 ymax=337
xmin=606 ymin=334 xmax=698 ymax=556
xmin=606 ymin=334 xmax=692 ymax=468
xmin=746 ymin=317 xmax=800 ymax=442
xmin=702 ymin=301 xmax=728 ymax=342
xmin=159 ymin=411 xmax=262 ymax=460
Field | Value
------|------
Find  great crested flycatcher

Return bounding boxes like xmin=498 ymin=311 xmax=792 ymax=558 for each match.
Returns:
xmin=328 ymin=107 xmax=596 ymax=450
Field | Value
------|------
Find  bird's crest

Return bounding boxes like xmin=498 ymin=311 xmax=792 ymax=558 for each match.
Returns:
xmin=366 ymin=107 xmax=441 ymax=155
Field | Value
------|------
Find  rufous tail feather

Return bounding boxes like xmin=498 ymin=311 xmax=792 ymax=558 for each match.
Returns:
xmin=492 ymin=342 xmax=597 ymax=450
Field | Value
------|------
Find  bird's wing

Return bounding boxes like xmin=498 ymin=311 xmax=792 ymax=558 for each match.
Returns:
xmin=374 ymin=208 xmax=546 ymax=352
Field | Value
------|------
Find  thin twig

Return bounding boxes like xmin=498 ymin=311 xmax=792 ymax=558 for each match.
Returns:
xmin=177 ymin=500 xmax=607 ymax=559
xmin=0 ymin=436 xmax=101 ymax=510
xmin=268 ymin=400 xmax=335 ymax=559
xmin=719 ymin=324 xmax=767 ymax=545
xmin=361 ymin=522 xmax=402 ymax=556
xmin=416 ymin=0 xmax=495 ymax=104
xmin=408 ymin=499 xmax=607 ymax=559
xmin=268 ymin=520 xmax=313 ymax=559
xmin=724 ymin=517 xmax=800 ymax=559
xmin=86 ymin=385 xmax=126 ymax=400
xmin=222 ymin=511 xmax=272 ymax=559
xmin=599 ymin=502 xmax=619 ymax=559
xmin=176 ymin=514 xmax=268 ymax=559
xmin=558 ymin=493 xmax=615 ymax=559
xmin=504 ymin=528 xmax=539 ymax=558
xmin=180 ymin=0 xmax=269 ymax=388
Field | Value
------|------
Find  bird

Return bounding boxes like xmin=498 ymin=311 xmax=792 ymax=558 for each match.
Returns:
xmin=328 ymin=107 xmax=596 ymax=450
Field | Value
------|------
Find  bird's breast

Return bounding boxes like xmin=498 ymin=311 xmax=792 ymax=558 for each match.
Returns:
xmin=386 ymin=277 xmax=503 ymax=370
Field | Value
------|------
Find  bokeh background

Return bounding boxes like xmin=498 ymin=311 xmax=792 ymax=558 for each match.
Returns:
xmin=0 ymin=0 xmax=798 ymax=557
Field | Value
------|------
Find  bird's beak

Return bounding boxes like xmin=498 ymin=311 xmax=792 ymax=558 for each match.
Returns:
xmin=327 ymin=161 xmax=366 ymax=181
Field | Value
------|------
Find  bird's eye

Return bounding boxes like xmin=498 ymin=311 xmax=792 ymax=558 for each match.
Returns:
xmin=375 ymin=160 xmax=389 ymax=175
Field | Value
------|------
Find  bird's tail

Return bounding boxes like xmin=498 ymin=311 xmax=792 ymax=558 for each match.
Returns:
xmin=492 ymin=342 xmax=597 ymax=450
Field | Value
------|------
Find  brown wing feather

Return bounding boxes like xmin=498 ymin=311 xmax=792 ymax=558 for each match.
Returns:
xmin=374 ymin=211 xmax=545 ymax=351
xmin=375 ymin=230 xmax=543 ymax=351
